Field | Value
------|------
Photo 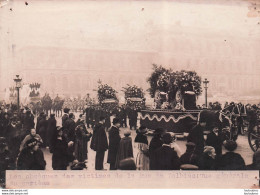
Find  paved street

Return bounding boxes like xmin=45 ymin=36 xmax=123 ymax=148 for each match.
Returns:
xmin=42 ymin=113 xmax=255 ymax=171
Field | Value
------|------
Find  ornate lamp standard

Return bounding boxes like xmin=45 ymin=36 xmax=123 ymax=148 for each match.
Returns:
xmin=203 ymin=78 xmax=209 ymax=108
xmin=13 ymin=75 xmax=22 ymax=112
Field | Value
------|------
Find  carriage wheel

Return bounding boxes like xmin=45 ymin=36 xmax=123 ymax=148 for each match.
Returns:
xmin=248 ymin=128 xmax=260 ymax=152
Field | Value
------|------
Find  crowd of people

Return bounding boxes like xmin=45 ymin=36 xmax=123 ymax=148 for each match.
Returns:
xmin=0 ymin=102 xmax=260 ymax=187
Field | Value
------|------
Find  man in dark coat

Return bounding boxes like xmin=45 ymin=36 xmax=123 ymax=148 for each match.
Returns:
xmin=198 ymin=146 xmax=217 ymax=170
xmin=149 ymin=128 xmax=164 ymax=170
xmin=36 ymin=112 xmax=44 ymax=134
xmin=64 ymin=113 xmax=76 ymax=162
xmin=154 ymin=133 xmax=181 ymax=170
xmin=85 ymin=106 xmax=90 ymax=128
xmin=180 ymin=142 xmax=199 ymax=166
xmin=62 ymin=108 xmax=70 ymax=127
xmin=23 ymin=110 xmax=35 ymax=135
xmin=218 ymin=140 xmax=246 ymax=170
xmin=187 ymin=119 xmax=206 ymax=156
xmin=46 ymin=114 xmax=57 ymax=148
xmin=107 ymin=118 xmax=121 ymax=170
xmin=129 ymin=108 xmax=138 ymax=130
xmin=90 ymin=116 xmax=108 ymax=170
xmin=205 ymin=124 xmax=223 ymax=158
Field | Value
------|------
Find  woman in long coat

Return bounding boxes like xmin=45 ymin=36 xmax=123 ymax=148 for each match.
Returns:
xmin=50 ymin=127 xmax=73 ymax=170
xmin=74 ymin=123 xmax=92 ymax=162
xmin=38 ymin=114 xmax=48 ymax=147
xmin=115 ymin=130 xmax=133 ymax=169
xmin=17 ymin=138 xmax=46 ymax=170
xmin=46 ymin=114 xmax=57 ymax=148
xmin=134 ymin=126 xmax=149 ymax=170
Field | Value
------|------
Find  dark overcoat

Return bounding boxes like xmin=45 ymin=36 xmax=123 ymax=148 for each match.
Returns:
xmin=90 ymin=123 xmax=108 ymax=152
xmin=154 ymin=146 xmax=181 ymax=170
xmin=107 ymin=126 xmax=121 ymax=164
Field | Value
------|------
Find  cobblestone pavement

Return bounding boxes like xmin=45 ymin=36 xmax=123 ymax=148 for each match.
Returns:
xmin=42 ymin=113 xmax=255 ymax=171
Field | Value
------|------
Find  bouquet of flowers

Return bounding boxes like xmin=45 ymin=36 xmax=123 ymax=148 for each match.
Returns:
xmin=123 ymin=85 xmax=146 ymax=110
xmin=147 ymin=64 xmax=172 ymax=97
xmin=97 ymin=82 xmax=118 ymax=103
xmin=174 ymin=70 xmax=202 ymax=96
xmin=123 ymin=84 xmax=144 ymax=99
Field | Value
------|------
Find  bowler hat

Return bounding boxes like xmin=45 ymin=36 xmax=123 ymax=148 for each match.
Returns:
xmin=112 ymin=118 xmax=120 ymax=125
xmin=162 ymin=133 xmax=173 ymax=144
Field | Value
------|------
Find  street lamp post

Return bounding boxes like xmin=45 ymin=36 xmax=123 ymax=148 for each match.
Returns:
xmin=13 ymin=75 xmax=22 ymax=112
xmin=203 ymin=78 xmax=209 ymax=109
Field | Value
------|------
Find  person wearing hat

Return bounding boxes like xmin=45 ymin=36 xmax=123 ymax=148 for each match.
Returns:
xmin=187 ymin=116 xmax=207 ymax=156
xmin=91 ymin=116 xmax=108 ymax=170
xmin=134 ymin=126 xmax=149 ymax=170
xmin=23 ymin=110 xmax=35 ymax=135
xmin=205 ymin=123 xmax=223 ymax=159
xmin=149 ymin=128 xmax=165 ymax=170
xmin=20 ymin=128 xmax=43 ymax=151
xmin=64 ymin=113 xmax=76 ymax=162
xmin=154 ymin=133 xmax=181 ymax=170
xmin=218 ymin=140 xmax=246 ymax=170
xmin=115 ymin=129 xmax=133 ymax=169
xmin=17 ymin=138 xmax=46 ymax=170
xmin=74 ymin=123 xmax=92 ymax=163
xmin=107 ymin=118 xmax=121 ymax=170
xmin=197 ymin=146 xmax=216 ymax=170
xmin=180 ymin=142 xmax=199 ymax=166
xmin=38 ymin=114 xmax=48 ymax=148
xmin=50 ymin=127 xmax=76 ymax=170
xmin=46 ymin=114 xmax=57 ymax=148
xmin=36 ymin=112 xmax=45 ymax=134
xmin=62 ymin=108 xmax=70 ymax=127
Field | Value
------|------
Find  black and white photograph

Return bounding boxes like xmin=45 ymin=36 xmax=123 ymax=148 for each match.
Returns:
xmin=0 ymin=0 xmax=260 ymax=189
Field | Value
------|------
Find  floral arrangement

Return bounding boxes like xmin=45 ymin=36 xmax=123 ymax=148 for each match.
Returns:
xmin=123 ymin=84 xmax=144 ymax=99
xmin=122 ymin=84 xmax=146 ymax=110
xmin=97 ymin=82 xmax=118 ymax=103
xmin=29 ymin=82 xmax=41 ymax=97
xmin=29 ymin=83 xmax=41 ymax=89
xmin=147 ymin=64 xmax=202 ymax=100
xmin=174 ymin=70 xmax=202 ymax=96
xmin=147 ymin=64 xmax=172 ymax=97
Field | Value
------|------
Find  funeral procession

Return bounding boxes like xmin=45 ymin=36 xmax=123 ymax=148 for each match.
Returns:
xmin=1 ymin=0 xmax=260 ymax=189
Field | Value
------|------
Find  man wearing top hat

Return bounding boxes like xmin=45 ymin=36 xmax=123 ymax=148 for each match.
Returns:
xmin=107 ymin=118 xmax=121 ymax=170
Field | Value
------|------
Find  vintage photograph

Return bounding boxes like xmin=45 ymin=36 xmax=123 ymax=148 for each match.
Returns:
xmin=0 ymin=0 xmax=260 ymax=189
